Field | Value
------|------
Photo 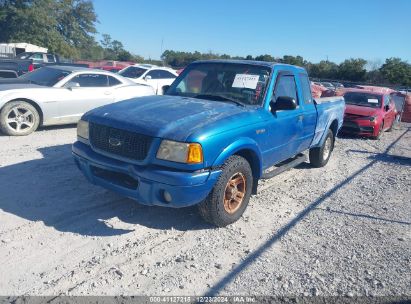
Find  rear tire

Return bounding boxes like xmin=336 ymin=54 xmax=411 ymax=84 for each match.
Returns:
xmin=198 ymin=155 xmax=253 ymax=227
xmin=0 ymin=101 xmax=40 ymax=136
xmin=387 ymin=117 xmax=397 ymax=132
xmin=309 ymin=129 xmax=334 ymax=168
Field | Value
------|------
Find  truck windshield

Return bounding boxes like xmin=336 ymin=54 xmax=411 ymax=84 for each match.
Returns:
xmin=19 ymin=67 xmax=71 ymax=86
xmin=166 ymin=62 xmax=272 ymax=106
xmin=344 ymin=92 xmax=382 ymax=108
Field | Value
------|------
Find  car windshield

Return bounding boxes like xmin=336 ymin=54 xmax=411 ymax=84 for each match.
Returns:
xmin=118 ymin=66 xmax=147 ymax=79
xmin=19 ymin=67 xmax=72 ymax=86
xmin=344 ymin=92 xmax=382 ymax=108
xmin=166 ymin=62 xmax=272 ymax=106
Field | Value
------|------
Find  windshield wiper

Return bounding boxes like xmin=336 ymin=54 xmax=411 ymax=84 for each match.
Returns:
xmin=193 ymin=94 xmax=245 ymax=107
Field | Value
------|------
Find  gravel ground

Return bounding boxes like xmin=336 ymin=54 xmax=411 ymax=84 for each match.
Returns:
xmin=0 ymin=123 xmax=410 ymax=298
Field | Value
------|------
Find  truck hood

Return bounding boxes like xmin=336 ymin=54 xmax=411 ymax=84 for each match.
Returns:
xmin=84 ymin=95 xmax=262 ymax=142
xmin=345 ymin=104 xmax=380 ymax=117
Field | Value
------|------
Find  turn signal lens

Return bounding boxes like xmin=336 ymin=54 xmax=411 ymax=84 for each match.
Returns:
xmin=187 ymin=143 xmax=203 ymax=164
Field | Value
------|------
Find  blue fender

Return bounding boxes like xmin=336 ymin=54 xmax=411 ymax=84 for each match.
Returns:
xmin=212 ymin=137 xmax=263 ymax=178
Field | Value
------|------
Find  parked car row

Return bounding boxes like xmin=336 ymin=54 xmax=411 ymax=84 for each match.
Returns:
xmin=311 ymin=82 xmax=409 ymax=139
xmin=0 ymin=51 xmax=89 ymax=78
xmin=118 ymin=64 xmax=178 ymax=95
xmin=313 ymin=81 xmax=344 ymax=90
xmin=0 ymin=66 xmax=154 ymax=135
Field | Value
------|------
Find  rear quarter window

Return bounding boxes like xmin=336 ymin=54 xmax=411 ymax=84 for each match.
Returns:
xmin=299 ymin=73 xmax=313 ymax=104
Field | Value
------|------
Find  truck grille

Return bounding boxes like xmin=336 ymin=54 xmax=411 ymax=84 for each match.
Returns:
xmin=89 ymin=122 xmax=153 ymax=161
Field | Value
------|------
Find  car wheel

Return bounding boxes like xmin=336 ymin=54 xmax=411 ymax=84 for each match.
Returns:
xmin=372 ymin=121 xmax=384 ymax=140
xmin=387 ymin=116 xmax=398 ymax=132
xmin=198 ymin=155 xmax=253 ymax=227
xmin=309 ymin=129 xmax=334 ymax=168
xmin=0 ymin=101 xmax=40 ymax=136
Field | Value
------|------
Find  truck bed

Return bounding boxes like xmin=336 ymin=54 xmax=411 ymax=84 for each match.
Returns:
xmin=311 ymin=96 xmax=345 ymax=147
xmin=0 ymin=59 xmax=32 ymax=78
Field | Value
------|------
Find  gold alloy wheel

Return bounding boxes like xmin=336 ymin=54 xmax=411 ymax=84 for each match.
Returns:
xmin=223 ymin=172 xmax=246 ymax=214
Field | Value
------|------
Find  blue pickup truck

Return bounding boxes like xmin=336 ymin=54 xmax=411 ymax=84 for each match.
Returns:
xmin=73 ymin=60 xmax=344 ymax=227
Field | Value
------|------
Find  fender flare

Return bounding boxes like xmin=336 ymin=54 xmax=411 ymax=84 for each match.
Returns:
xmin=212 ymin=137 xmax=264 ymax=179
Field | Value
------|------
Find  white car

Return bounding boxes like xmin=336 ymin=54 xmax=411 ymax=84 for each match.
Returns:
xmin=118 ymin=64 xmax=178 ymax=95
xmin=0 ymin=66 xmax=155 ymax=136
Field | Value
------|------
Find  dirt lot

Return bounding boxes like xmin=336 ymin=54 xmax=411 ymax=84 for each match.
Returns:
xmin=0 ymin=124 xmax=410 ymax=298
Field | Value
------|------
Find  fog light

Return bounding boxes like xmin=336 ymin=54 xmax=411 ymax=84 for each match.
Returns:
xmin=163 ymin=190 xmax=172 ymax=203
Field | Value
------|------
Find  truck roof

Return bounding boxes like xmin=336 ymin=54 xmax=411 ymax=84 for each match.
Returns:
xmin=193 ymin=59 xmax=307 ymax=72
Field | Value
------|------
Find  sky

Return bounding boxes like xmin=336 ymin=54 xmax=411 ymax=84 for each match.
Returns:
xmin=93 ymin=0 xmax=411 ymax=64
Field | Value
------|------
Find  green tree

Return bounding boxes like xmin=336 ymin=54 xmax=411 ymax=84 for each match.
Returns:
xmin=379 ymin=58 xmax=411 ymax=86
xmin=79 ymin=42 xmax=104 ymax=60
xmin=308 ymin=60 xmax=339 ymax=79
xmin=337 ymin=58 xmax=367 ymax=81
xmin=254 ymin=54 xmax=275 ymax=62
xmin=111 ymin=40 xmax=124 ymax=54
xmin=100 ymin=33 xmax=112 ymax=49
xmin=280 ymin=55 xmax=308 ymax=67
xmin=117 ymin=50 xmax=133 ymax=61
xmin=0 ymin=0 xmax=97 ymax=58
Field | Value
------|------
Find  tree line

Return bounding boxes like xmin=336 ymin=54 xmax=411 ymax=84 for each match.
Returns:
xmin=1 ymin=0 xmax=410 ymax=86
xmin=161 ymin=51 xmax=411 ymax=86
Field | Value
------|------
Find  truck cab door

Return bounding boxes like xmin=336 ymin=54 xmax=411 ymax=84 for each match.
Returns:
xmin=297 ymin=73 xmax=317 ymax=151
xmin=264 ymin=72 xmax=305 ymax=166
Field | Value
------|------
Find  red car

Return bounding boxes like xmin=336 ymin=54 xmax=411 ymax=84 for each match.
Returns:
xmin=341 ymin=89 xmax=398 ymax=139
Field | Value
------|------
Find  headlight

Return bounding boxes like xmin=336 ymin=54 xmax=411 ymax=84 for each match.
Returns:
xmin=369 ymin=116 xmax=377 ymax=122
xmin=156 ymin=140 xmax=203 ymax=164
xmin=77 ymin=120 xmax=89 ymax=140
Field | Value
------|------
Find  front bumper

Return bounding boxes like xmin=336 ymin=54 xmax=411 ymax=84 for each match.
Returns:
xmin=341 ymin=120 xmax=376 ymax=137
xmin=72 ymin=141 xmax=221 ymax=208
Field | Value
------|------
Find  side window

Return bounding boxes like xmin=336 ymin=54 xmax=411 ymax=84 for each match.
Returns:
xmin=71 ymin=74 xmax=108 ymax=87
xmin=384 ymin=95 xmax=390 ymax=107
xmin=146 ymin=70 xmax=160 ymax=79
xmin=30 ymin=53 xmax=43 ymax=62
xmin=299 ymin=73 xmax=312 ymax=104
xmin=176 ymin=70 xmax=206 ymax=94
xmin=46 ymin=54 xmax=55 ymax=63
xmin=274 ymin=74 xmax=298 ymax=103
xmin=108 ymin=76 xmax=121 ymax=86
xmin=157 ymin=70 xmax=177 ymax=79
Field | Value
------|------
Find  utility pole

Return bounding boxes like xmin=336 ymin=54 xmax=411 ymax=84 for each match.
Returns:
xmin=160 ymin=38 xmax=164 ymax=66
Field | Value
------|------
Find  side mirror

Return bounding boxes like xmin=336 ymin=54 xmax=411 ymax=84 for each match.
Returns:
xmin=162 ymin=85 xmax=170 ymax=94
xmin=144 ymin=75 xmax=152 ymax=81
xmin=271 ymin=96 xmax=297 ymax=112
xmin=384 ymin=105 xmax=389 ymax=111
xmin=65 ymin=81 xmax=80 ymax=90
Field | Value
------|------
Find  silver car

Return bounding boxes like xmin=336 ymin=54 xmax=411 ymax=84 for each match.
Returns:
xmin=0 ymin=66 xmax=155 ymax=136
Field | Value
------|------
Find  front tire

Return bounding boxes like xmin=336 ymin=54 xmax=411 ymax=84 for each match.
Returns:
xmin=198 ymin=155 xmax=253 ymax=227
xmin=372 ymin=121 xmax=384 ymax=140
xmin=309 ymin=129 xmax=334 ymax=168
xmin=0 ymin=101 xmax=40 ymax=136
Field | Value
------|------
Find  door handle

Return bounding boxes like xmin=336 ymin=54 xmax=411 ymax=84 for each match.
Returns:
xmin=104 ymin=91 xmax=112 ymax=95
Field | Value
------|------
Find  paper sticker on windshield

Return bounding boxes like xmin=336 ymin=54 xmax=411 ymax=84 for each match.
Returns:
xmin=232 ymin=74 xmax=259 ymax=89
xmin=368 ymin=99 xmax=379 ymax=104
